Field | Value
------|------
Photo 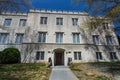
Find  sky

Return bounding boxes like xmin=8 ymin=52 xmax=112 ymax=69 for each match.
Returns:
xmin=31 ymin=0 xmax=87 ymax=11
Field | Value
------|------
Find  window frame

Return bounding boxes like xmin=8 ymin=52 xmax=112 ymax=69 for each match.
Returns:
xmin=93 ymin=35 xmax=99 ymax=45
xmin=15 ymin=33 xmax=24 ymax=43
xmin=40 ymin=17 xmax=48 ymax=24
xmin=38 ymin=32 xmax=46 ymax=43
xmin=3 ymin=18 xmax=12 ymax=26
xmin=110 ymin=52 xmax=117 ymax=60
xmin=74 ymin=51 xmax=82 ymax=60
xmin=106 ymin=36 xmax=113 ymax=45
xmin=96 ymin=52 xmax=103 ymax=60
xmin=0 ymin=33 xmax=9 ymax=44
xmin=56 ymin=17 xmax=63 ymax=25
xmin=36 ymin=51 xmax=45 ymax=60
xmin=72 ymin=18 xmax=78 ymax=26
xmin=72 ymin=33 xmax=80 ymax=44
xmin=19 ymin=19 xmax=27 ymax=26
xmin=56 ymin=32 xmax=63 ymax=43
xmin=103 ymin=22 xmax=109 ymax=29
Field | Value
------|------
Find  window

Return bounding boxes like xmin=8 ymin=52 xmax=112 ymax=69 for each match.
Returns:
xmin=96 ymin=52 xmax=102 ymax=60
xmin=40 ymin=17 xmax=47 ymax=24
xmin=73 ymin=33 xmax=80 ymax=43
xmin=106 ymin=36 xmax=113 ymax=45
xmin=19 ymin=19 xmax=26 ymax=26
xmin=93 ymin=35 xmax=99 ymax=44
xmin=56 ymin=18 xmax=63 ymax=25
xmin=74 ymin=52 xmax=81 ymax=60
xmin=3 ymin=19 xmax=12 ymax=26
xmin=15 ymin=34 xmax=24 ymax=43
xmin=103 ymin=23 xmax=109 ymax=29
xmin=38 ymin=32 xmax=46 ymax=43
xmin=36 ymin=51 xmax=45 ymax=60
xmin=110 ymin=52 xmax=117 ymax=59
xmin=72 ymin=18 xmax=78 ymax=26
xmin=0 ymin=33 xmax=9 ymax=44
xmin=91 ymin=23 xmax=98 ymax=29
xmin=56 ymin=32 xmax=63 ymax=43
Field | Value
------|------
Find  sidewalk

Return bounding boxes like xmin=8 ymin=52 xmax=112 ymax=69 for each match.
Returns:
xmin=49 ymin=66 xmax=79 ymax=80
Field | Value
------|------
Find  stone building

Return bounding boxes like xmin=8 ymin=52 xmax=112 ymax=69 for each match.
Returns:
xmin=0 ymin=9 xmax=119 ymax=66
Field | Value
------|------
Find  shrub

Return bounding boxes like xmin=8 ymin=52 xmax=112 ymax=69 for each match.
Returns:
xmin=0 ymin=48 xmax=20 ymax=64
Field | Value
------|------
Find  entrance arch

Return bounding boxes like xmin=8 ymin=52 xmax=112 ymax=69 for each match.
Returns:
xmin=54 ymin=48 xmax=65 ymax=66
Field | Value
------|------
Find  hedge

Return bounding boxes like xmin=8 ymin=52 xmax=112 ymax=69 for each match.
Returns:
xmin=0 ymin=48 xmax=20 ymax=64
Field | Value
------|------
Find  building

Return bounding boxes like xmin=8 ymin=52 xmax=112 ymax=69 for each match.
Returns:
xmin=0 ymin=9 xmax=119 ymax=66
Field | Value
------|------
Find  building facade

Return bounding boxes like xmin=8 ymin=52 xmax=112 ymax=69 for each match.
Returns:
xmin=0 ymin=9 xmax=119 ymax=66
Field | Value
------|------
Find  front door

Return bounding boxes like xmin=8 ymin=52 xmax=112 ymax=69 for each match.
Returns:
xmin=55 ymin=53 xmax=64 ymax=66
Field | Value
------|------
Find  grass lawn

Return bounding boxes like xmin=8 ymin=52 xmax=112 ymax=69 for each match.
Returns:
xmin=71 ymin=62 xmax=120 ymax=80
xmin=0 ymin=63 xmax=51 ymax=80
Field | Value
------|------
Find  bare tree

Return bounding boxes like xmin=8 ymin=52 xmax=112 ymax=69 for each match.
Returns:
xmin=74 ymin=0 xmax=120 ymax=35
xmin=0 ymin=0 xmax=31 ymax=13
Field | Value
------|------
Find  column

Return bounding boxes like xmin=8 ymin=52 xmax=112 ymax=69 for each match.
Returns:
xmin=52 ymin=51 xmax=54 ymax=67
xmin=64 ymin=51 xmax=68 ymax=66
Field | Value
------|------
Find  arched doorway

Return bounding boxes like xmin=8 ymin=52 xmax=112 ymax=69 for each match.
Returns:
xmin=54 ymin=48 xmax=65 ymax=66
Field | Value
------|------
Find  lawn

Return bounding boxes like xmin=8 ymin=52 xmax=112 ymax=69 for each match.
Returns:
xmin=0 ymin=63 xmax=51 ymax=80
xmin=71 ymin=62 xmax=120 ymax=80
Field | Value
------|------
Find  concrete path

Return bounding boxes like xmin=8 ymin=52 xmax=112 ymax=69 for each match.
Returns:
xmin=49 ymin=66 xmax=79 ymax=80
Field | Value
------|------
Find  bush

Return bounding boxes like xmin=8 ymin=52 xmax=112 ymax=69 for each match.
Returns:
xmin=0 ymin=48 xmax=20 ymax=64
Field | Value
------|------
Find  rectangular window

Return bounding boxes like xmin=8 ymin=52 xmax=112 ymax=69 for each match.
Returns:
xmin=56 ymin=18 xmax=63 ymax=25
xmin=0 ymin=33 xmax=9 ymax=44
xmin=56 ymin=33 xmax=63 ymax=43
xmin=19 ymin=19 xmax=26 ymax=26
xmin=15 ymin=34 xmax=24 ymax=43
xmin=38 ymin=32 xmax=46 ymax=43
xmin=110 ymin=52 xmax=117 ymax=59
xmin=91 ymin=22 xmax=98 ymax=29
xmin=96 ymin=52 xmax=102 ymax=60
xmin=106 ymin=36 xmax=113 ymax=45
xmin=73 ymin=33 xmax=80 ymax=43
xmin=36 ymin=51 xmax=45 ymax=60
xmin=3 ymin=19 xmax=12 ymax=26
xmin=93 ymin=35 xmax=99 ymax=44
xmin=74 ymin=52 xmax=81 ymax=60
xmin=72 ymin=18 xmax=78 ymax=26
xmin=40 ymin=17 xmax=47 ymax=24
xmin=103 ymin=23 xmax=109 ymax=29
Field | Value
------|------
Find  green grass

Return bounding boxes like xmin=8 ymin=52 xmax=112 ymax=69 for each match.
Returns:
xmin=95 ymin=76 xmax=110 ymax=80
xmin=0 ymin=63 xmax=51 ymax=80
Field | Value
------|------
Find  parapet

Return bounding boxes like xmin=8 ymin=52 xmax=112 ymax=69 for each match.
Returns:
xmin=1 ymin=12 xmax=28 ymax=16
xmin=29 ymin=9 xmax=88 ymax=16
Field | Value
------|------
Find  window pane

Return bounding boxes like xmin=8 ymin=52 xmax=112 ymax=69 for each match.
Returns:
xmin=38 ymin=32 xmax=46 ymax=42
xmin=40 ymin=17 xmax=47 ymax=24
xmin=56 ymin=33 xmax=63 ymax=43
xmin=15 ymin=34 xmax=24 ymax=43
xmin=93 ymin=35 xmax=99 ymax=44
xmin=36 ymin=52 xmax=40 ymax=60
xmin=41 ymin=51 xmax=44 ymax=60
xmin=74 ymin=52 xmax=77 ymax=60
xmin=103 ymin=23 xmax=109 ymax=29
xmin=0 ymin=33 xmax=9 ymax=43
xmin=72 ymin=18 xmax=78 ymax=26
xmin=96 ymin=52 xmax=102 ymax=60
xmin=78 ymin=52 xmax=81 ymax=60
xmin=110 ymin=52 xmax=117 ymax=59
xmin=4 ymin=19 xmax=12 ymax=26
xmin=19 ymin=19 xmax=26 ymax=26
xmin=73 ymin=33 xmax=80 ymax=43
xmin=56 ymin=18 xmax=63 ymax=25
xmin=106 ymin=36 xmax=113 ymax=45
xmin=36 ymin=51 xmax=45 ymax=60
